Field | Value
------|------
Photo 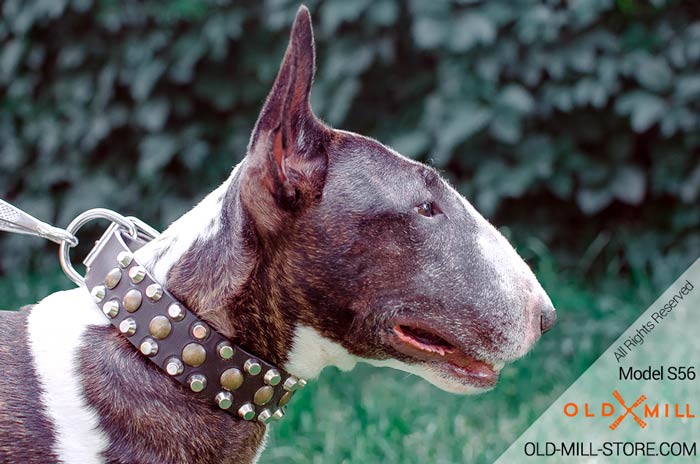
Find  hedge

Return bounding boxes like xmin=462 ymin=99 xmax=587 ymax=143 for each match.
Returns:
xmin=1 ymin=0 xmax=699 ymax=287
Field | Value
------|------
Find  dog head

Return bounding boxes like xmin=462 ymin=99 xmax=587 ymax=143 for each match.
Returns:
xmin=236 ymin=6 xmax=556 ymax=395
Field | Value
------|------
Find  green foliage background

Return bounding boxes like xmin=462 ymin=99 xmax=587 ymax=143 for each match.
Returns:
xmin=1 ymin=0 xmax=699 ymax=462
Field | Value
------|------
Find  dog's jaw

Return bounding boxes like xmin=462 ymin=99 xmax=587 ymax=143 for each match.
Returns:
xmin=284 ymin=325 xmax=495 ymax=395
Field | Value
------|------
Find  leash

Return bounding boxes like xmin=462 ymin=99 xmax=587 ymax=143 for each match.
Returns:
xmin=0 ymin=200 xmax=78 ymax=246
xmin=0 ymin=199 xmax=304 ymax=424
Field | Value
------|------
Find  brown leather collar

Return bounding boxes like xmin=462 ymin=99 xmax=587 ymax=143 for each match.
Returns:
xmin=84 ymin=225 xmax=303 ymax=424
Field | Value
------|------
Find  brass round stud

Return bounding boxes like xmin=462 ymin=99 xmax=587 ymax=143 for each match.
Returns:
xmin=264 ymin=369 xmax=281 ymax=386
xmin=278 ymin=391 xmax=293 ymax=408
xmin=165 ymin=357 xmax=184 ymax=376
xmin=117 ymin=251 xmax=133 ymax=268
xmin=149 ymin=315 xmax=172 ymax=340
xmin=217 ymin=341 xmax=234 ymax=359
xmin=215 ymin=391 xmax=233 ymax=410
xmin=238 ymin=403 xmax=255 ymax=420
xmin=167 ymin=303 xmax=185 ymax=321
xmin=257 ymin=409 xmax=272 ymax=424
xmin=123 ymin=289 xmax=143 ymax=313
xmin=244 ymin=359 xmax=261 ymax=376
xmin=271 ymin=408 xmax=285 ymax=421
xmin=102 ymin=299 xmax=120 ymax=318
xmin=182 ymin=343 xmax=206 ymax=367
xmin=187 ymin=374 xmax=207 ymax=392
xmin=145 ymin=283 xmax=163 ymax=302
xmin=91 ymin=285 xmax=106 ymax=303
xmin=254 ymin=386 xmax=274 ymax=406
xmin=297 ymin=379 xmax=307 ymax=389
xmin=139 ymin=338 xmax=159 ymax=356
xmin=220 ymin=368 xmax=244 ymax=391
xmin=128 ymin=266 xmax=146 ymax=284
xmin=283 ymin=376 xmax=299 ymax=391
xmin=191 ymin=322 xmax=209 ymax=340
xmin=119 ymin=317 xmax=137 ymax=336
xmin=104 ymin=268 xmax=122 ymax=289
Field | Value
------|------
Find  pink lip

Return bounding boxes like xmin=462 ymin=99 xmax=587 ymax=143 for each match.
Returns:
xmin=390 ymin=324 xmax=500 ymax=388
xmin=393 ymin=324 xmax=455 ymax=356
xmin=443 ymin=360 xmax=499 ymax=388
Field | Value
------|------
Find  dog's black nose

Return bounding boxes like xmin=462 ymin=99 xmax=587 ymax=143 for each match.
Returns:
xmin=540 ymin=302 xmax=557 ymax=334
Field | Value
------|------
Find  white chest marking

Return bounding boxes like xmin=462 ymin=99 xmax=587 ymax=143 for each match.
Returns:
xmin=28 ymin=287 xmax=110 ymax=464
xmin=284 ymin=325 xmax=358 ymax=379
xmin=23 ymin=166 xmax=234 ymax=462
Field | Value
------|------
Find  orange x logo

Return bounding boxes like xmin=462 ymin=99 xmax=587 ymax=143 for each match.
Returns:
xmin=609 ymin=390 xmax=647 ymax=430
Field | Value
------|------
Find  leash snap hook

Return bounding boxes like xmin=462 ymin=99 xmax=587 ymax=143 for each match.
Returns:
xmin=59 ymin=209 xmax=139 ymax=286
xmin=0 ymin=199 xmax=78 ymax=246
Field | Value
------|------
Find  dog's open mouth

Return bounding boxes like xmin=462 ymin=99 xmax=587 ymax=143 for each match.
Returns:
xmin=391 ymin=324 xmax=504 ymax=389
xmin=394 ymin=325 xmax=455 ymax=356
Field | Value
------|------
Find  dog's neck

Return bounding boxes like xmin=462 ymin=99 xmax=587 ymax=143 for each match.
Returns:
xmin=133 ymin=163 xmax=354 ymax=378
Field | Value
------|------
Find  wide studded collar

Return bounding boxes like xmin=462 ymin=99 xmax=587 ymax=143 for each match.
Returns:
xmin=84 ymin=225 xmax=304 ymax=424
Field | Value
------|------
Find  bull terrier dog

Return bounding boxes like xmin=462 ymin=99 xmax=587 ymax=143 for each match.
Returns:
xmin=0 ymin=6 xmax=555 ymax=463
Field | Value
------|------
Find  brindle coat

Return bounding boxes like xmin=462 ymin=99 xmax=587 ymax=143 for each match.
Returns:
xmin=0 ymin=6 xmax=555 ymax=463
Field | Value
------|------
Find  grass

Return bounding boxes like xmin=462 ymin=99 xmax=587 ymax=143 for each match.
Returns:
xmin=0 ymin=248 xmax=670 ymax=463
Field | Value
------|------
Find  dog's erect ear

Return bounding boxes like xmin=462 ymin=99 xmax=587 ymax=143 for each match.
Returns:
xmin=243 ymin=6 xmax=328 ymax=228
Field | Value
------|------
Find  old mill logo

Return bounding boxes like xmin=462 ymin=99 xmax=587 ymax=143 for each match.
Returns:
xmin=563 ymin=390 xmax=696 ymax=429
xmin=609 ymin=391 xmax=647 ymax=430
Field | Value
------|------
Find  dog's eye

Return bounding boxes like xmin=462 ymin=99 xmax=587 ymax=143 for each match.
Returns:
xmin=415 ymin=201 xmax=435 ymax=217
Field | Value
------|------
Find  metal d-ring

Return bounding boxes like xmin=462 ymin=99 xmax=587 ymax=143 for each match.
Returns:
xmin=59 ymin=209 xmax=139 ymax=286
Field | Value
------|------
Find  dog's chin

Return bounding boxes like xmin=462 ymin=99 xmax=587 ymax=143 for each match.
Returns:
xmin=408 ymin=357 xmax=505 ymax=395
xmin=377 ymin=323 xmax=509 ymax=394
xmin=366 ymin=356 xmax=500 ymax=395
xmin=421 ymin=364 xmax=497 ymax=395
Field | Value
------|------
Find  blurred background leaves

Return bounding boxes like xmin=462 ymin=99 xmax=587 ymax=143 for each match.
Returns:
xmin=1 ymin=0 xmax=699 ymax=462
xmin=1 ymin=0 xmax=698 ymax=286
